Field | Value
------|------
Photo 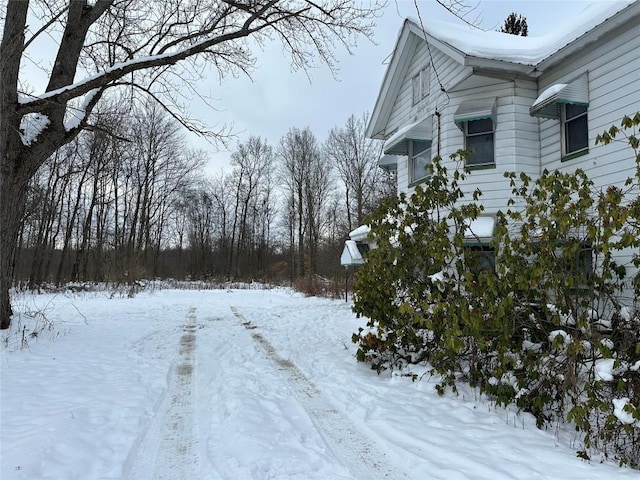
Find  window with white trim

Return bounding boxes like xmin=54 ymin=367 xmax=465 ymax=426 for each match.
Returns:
xmin=562 ymin=103 xmax=588 ymax=157
xmin=463 ymin=118 xmax=495 ymax=167
xmin=412 ymin=66 xmax=430 ymax=106
xmin=409 ymin=140 xmax=431 ymax=184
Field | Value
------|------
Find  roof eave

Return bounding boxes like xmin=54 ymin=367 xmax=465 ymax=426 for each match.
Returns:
xmin=465 ymin=57 xmax=538 ymax=80
xmin=366 ymin=20 xmax=415 ymax=139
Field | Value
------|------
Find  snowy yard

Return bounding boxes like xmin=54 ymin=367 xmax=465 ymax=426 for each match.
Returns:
xmin=0 ymin=288 xmax=635 ymax=479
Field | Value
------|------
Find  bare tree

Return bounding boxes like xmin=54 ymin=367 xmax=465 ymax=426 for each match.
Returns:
xmin=0 ymin=0 xmax=381 ymax=328
xmin=183 ymin=182 xmax=216 ymax=278
xmin=227 ymin=135 xmax=275 ymax=278
xmin=278 ymin=127 xmax=332 ymax=279
xmin=304 ymin=145 xmax=334 ymax=277
xmin=123 ymin=99 xmax=203 ymax=277
xmin=325 ymin=112 xmax=383 ymax=231
xmin=279 ymin=127 xmax=312 ymax=279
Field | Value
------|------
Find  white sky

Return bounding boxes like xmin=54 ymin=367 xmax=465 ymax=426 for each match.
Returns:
xmin=193 ymin=0 xmax=606 ymax=173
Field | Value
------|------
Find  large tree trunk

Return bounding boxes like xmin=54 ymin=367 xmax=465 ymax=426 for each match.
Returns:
xmin=0 ymin=1 xmax=29 ymax=329
xmin=0 ymin=156 xmax=30 ymax=328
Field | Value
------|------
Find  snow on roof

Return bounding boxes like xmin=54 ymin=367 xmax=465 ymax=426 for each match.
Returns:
xmin=349 ymin=225 xmax=371 ymax=241
xmin=463 ymin=216 xmax=495 ymax=241
xmin=407 ymin=0 xmax=635 ymax=66
xmin=532 ymin=84 xmax=569 ymax=109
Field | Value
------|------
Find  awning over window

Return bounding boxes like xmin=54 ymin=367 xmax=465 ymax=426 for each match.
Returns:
xmin=454 ymin=98 xmax=497 ymax=129
xmin=377 ymin=154 xmax=399 ymax=172
xmin=340 ymin=240 xmax=364 ymax=266
xmin=530 ymin=75 xmax=588 ymax=119
xmin=463 ymin=216 xmax=495 ymax=244
xmin=349 ymin=224 xmax=371 ymax=242
xmin=383 ymin=117 xmax=432 ymax=155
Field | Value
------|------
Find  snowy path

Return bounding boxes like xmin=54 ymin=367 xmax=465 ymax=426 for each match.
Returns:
xmin=123 ymin=302 xmax=399 ymax=480
xmin=123 ymin=307 xmax=206 ymax=480
xmin=230 ymin=306 xmax=412 ymax=480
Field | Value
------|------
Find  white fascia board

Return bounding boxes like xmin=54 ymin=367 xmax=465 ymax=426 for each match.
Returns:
xmin=465 ymin=57 xmax=537 ymax=78
xmin=367 ymin=22 xmax=416 ymax=139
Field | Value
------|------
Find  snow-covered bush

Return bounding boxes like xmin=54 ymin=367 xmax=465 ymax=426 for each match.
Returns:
xmin=352 ymin=151 xmax=484 ymax=378
xmin=352 ymin=114 xmax=640 ymax=466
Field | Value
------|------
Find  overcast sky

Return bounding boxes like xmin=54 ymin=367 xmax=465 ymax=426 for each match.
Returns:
xmin=193 ymin=0 xmax=602 ymax=173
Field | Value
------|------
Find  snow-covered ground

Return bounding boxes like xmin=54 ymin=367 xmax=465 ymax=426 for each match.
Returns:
xmin=1 ymin=288 xmax=636 ymax=479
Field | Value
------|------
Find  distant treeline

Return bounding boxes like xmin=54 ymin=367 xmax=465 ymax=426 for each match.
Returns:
xmin=15 ymin=98 xmax=394 ymax=289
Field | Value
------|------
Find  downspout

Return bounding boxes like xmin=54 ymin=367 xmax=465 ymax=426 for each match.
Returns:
xmin=435 ymin=109 xmax=441 ymax=157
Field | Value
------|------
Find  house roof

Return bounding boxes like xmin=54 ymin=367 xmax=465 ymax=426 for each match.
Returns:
xmin=367 ymin=0 xmax=639 ymax=139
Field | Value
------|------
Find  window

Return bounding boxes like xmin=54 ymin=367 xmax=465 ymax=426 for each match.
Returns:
xmin=409 ymin=140 xmax=431 ymax=184
xmin=412 ymin=66 xmax=430 ymax=105
xmin=356 ymin=242 xmax=370 ymax=256
xmin=464 ymin=118 xmax=494 ymax=166
xmin=464 ymin=245 xmax=496 ymax=279
xmin=562 ymin=243 xmax=593 ymax=286
xmin=412 ymin=75 xmax=420 ymax=105
xmin=562 ymin=104 xmax=588 ymax=157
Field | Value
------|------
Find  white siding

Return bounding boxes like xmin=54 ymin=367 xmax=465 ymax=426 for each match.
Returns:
xmin=434 ymin=79 xmax=540 ymax=214
xmin=390 ymin=44 xmax=468 ymax=196
xmin=390 ymin=45 xmax=540 ymax=201
xmin=539 ymin=21 xmax=640 ymax=188
xmin=535 ymin=20 xmax=640 ymax=303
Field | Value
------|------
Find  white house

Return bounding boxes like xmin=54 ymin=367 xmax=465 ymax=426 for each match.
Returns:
xmin=364 ymin=1 xmax=640 ymax=301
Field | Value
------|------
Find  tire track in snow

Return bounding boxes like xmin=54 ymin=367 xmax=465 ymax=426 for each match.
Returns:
xmin=123 ymin=307 xmax=204 ymax=480
xmin=230 ymin=306 xmax=413 ymax=480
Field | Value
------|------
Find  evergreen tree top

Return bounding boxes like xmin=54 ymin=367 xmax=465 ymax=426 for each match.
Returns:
xmin=500 ymin=12 xmax=528 ymax=37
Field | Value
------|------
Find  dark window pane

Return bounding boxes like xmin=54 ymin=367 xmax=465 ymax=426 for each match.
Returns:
xmin=357 ymin=243 xmax=369 ymax=255
xmin=565 ymin=103 xmax=587 ymax=120
xmin=565 ymin=114 xmax=588 ymax=153
xmin=465 ymin=246 xmax=496 ymax=278
xmin=413 ymin=140 xmax=431 ymax=154
xmin=467 ymin=118 xmax=493 ymax=134
xmin=467 ymin=133 xmax=494 ymax=165
xmin=579 ymin=247 xmax=593 ymax=277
